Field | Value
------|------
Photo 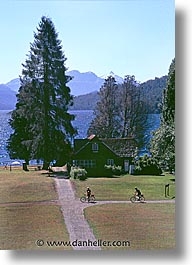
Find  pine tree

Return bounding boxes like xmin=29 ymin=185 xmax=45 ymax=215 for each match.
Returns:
xmin=87 ymin=76 xmax=120 ymax=138
xmin=150 ymin=58 xmax=175 ymax=172
xmin=7 ymin=16 xmax=76 ymax=168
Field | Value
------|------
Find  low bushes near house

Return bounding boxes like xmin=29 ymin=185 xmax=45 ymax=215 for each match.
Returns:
xmin=104 ymin=165 xmax=122 ymax=176
xmin=70 ymin=166 xmax=87 ymax=180
xmin=134 ymin=154 xmax=162 ymax=175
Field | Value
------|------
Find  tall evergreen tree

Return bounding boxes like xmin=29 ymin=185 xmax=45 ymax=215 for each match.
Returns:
xmin=87 ymin=76 xmax=120 ymax=138
xmin=7 ymin=16 xmax=76 ymax=168
xmin=150 ymin=58 xmax=175 ymax=172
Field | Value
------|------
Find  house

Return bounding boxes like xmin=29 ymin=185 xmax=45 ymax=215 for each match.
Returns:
xmin=72 ymin=134 xmax=137 ymax=176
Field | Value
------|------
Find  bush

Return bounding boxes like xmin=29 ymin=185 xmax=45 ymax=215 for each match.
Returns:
xmin=104 ymin=165 xmax=122 ymax=176
xmin=134 ymin=154 xmax=162 ymax=175
xmin=70 ymin=166 xmax=87 ymax=180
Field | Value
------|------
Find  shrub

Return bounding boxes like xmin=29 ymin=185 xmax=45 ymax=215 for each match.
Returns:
xmin=134 ymin=154 xmax=162 ymax=175
xmin=104 ymin=165 xmax=122 ymax=176
xmin=70 ymin=166 xmax=87 ymax=180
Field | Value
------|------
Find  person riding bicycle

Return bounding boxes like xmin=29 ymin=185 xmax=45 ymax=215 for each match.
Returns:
xmin=86 ymin=187 xmax=92 ymax=202
xmin=135 ymin=187 xmax=142 ymax=200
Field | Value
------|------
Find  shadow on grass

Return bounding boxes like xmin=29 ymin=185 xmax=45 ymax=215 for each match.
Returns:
xmin=87 ymin=175 xmax=121 ymax=179
xmin=41 ymin=171 xmax=69 ymax=179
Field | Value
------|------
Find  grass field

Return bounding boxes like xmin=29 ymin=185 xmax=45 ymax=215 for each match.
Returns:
xmin=85 ymin=203 xmax=175 ymax=250
xmin=0 ymin=168 xmax=175 ymax=250
xmin=0 ymin=168 xmax=71 ymax=250
xmin=72 ymin=173 xmax=175 ymax=201
xmin=0 ymin=205 xmax=71 ymax=250
xmin=0 ymin=167 xmax=57 ymax=203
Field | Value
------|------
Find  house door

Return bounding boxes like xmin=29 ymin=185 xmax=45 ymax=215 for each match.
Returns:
xmin=124 ymin=160 xmax=129 ymax=172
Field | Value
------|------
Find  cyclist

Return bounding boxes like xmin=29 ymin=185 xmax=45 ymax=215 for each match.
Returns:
xmin=86 ymin=187 xmax=92 ymax=202
xmin=134 ymin=187 xmax=142 ymax=200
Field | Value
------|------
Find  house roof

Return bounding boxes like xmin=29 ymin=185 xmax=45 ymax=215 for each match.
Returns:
xmin=74 ymin=139 xmax=88 ymax=151
xmin=74 ymin=135 xmax=137 ymax=157
xmin=101 ymin=138 xmax=137 ymax=157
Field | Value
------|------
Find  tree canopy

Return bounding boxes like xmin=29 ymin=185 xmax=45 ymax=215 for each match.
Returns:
xmin=150 ymin=58 xmax=175 ymax=172
xmin=87 ymin=76 xmax=119 ymax=138
xmin=88 ymin=75 xmax=148 ymax=148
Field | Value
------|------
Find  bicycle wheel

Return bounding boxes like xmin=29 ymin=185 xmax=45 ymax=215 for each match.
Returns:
xmin=140 ymin=196 xmax=145 ymax=203
xmin=90 ymin=195 xmax=95 ymax=202
xmin=80 ymin=196 xmax=86 ymax=203
xmin=130 ymin=196 xmax=136 ymax=203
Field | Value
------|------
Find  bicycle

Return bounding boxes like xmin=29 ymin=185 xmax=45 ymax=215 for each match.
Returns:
xmin=130 ymin=194 xmax=145 ymax=203
xmin=80 ymin=194 xmax=95 ymax=203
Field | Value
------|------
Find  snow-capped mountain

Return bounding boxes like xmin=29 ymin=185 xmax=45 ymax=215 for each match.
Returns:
xmin=67 ymin=70 xmax=104 ymax=95
xmin=100 ymin=71 xmax=124 ymax=84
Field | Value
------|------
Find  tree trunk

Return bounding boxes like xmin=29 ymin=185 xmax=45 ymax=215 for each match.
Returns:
xmin=42 ymin=161 xmax=50 ymax=170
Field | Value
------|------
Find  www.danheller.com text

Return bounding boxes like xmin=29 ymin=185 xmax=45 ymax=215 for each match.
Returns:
xmin=36 ymin=239 xmax=131 ymax=248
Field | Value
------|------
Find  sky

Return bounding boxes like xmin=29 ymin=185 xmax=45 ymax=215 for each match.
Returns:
xmin=0 ymin=0 xmax=175 ymax=84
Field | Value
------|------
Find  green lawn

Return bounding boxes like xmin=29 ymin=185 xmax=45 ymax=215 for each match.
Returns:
xmin=72 ymin=173 xmax=175 ymax=201
xmin=0 ymin=168 xmax=71 ymax=250
xmin=85 ymin=203 xmax=175 ymax=250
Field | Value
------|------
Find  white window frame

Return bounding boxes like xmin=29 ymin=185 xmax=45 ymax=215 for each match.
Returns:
xmin=92 ymin=143 xmax=99 ymax=152
xmin=107 ymin=159 xmax=114 ymax=166
xmin=75 ymin=160 xmax=96 ymax=168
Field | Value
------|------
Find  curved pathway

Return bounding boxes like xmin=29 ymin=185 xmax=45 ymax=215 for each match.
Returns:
xmin=55 ymin=178 xmax=175 ymax=250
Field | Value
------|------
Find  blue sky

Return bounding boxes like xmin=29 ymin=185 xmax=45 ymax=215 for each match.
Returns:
xmin=0 ymin=0 xmax=175 ymax=84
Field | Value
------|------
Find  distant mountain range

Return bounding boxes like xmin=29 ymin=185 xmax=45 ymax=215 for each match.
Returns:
xmin=0 ymin=70 xmax=167 ymax=112
xmin=0 ymin=70 xmax=122 ymax=110
xmin=0 ymin=84 xmax=17 ymax=110
xmin=1 ymin=70 xmax=123 ymax=95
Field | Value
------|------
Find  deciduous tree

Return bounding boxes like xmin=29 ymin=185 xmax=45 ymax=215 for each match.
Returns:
xmin=87 ymin=76 xmax=120 ymax=138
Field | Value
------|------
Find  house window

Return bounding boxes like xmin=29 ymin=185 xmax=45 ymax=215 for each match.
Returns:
xmin=107 ymin=159 xmax=114 ymax=166
xmin=92 ymin=143 xmax=99 ymax=152
xmin=74 ymin=160 xmax=96 ymax=168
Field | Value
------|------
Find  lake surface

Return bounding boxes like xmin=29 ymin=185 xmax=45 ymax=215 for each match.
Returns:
xmin=0 ymin=110 xmax=160 ymax=165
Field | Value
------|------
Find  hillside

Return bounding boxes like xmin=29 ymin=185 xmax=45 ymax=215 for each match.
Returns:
xmin=141 ymin=76 xmax=168 ymax=113
xmin=0 ymin=84 xmax=17 ymax=110
xmin=69 ymin=91 xmax=99 ymax=110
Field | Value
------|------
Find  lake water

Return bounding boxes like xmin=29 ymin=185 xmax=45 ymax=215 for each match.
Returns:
xmin=0 ymin=110 xmax=160 ymax=165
